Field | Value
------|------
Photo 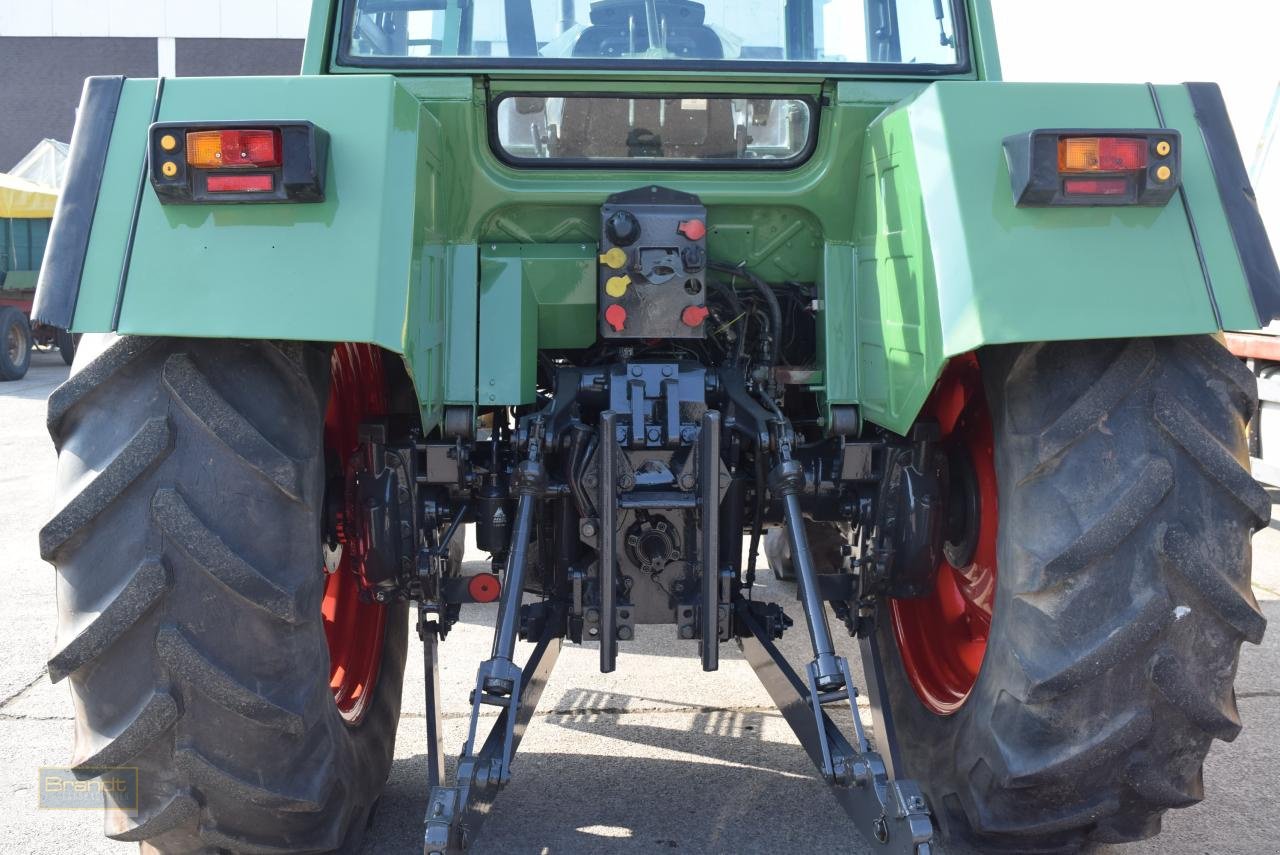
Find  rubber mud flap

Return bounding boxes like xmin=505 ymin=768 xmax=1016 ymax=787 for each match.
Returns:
xmin=33 ymin=76 xmax=124 ymax=330
xmin=1187 ymin=82 xmax=1280 ymax=324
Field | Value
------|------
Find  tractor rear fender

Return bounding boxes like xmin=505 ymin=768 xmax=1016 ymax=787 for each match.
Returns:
xmin=33 ymin=74 xmax=457 ymax=429
xmin=849 ymin=81 xmax=1280 ymax=434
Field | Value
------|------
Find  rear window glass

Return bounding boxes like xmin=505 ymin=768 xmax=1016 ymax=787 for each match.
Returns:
xmin=493 ymin=95 xmax=814 ymax=167
xmin=342 ymin=0 xmax=965 ymax=73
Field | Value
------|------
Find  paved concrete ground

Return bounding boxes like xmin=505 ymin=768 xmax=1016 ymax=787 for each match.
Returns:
xmin=2 ymin=349 xmax=1278 ymax=853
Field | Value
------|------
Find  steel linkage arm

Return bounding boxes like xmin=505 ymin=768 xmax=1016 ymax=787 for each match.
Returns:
xmin=423 ymin=603 xmax=566 ymax=855
xmin=736 ymin=601 xmax=935 ymax=854
xmin=424 ymin=420 xmax=567 ymax=854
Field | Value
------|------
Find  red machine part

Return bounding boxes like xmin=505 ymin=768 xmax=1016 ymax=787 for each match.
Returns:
xmin=677 ymin=218 xmax=707 ymax=241
xmin=322 ymin=343 xmax=389 ymax=724
xmin=605 ymin=304 xmax=628 ymax=332
xmin=889 ymin=354 xmax=998 ymax=716
xmin=681 ymin=305 xmax=709 ymax=327
xmin=468 ymin=574 xmax=502 ymax=603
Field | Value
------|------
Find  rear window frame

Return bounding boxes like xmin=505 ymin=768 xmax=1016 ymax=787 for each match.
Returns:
xmin=333 ymin=0 xmax=974 ymax=78
xmin=487 ymin=91 xmax=821 ymax=171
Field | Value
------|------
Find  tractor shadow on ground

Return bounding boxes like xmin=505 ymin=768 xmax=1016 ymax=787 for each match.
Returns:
xmin=367 ymin=686 xmax=889 ymax=853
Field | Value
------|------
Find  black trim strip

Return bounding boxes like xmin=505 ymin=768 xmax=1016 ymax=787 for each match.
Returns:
xmin=32 ymin=76 xmax=125 ymax=329
xmin=110 ymin=77 xmax=166 ymax=332
xmin=334 ymin=0 xmax=973 ymax=78
xmin=1149 ymin=82 xmax=1224 ymax=329
xmin=1187 ymin=81 xmax=1280 ymax=326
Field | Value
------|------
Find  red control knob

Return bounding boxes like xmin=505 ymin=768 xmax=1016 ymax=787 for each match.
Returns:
xmin=681 ymin=305 xmax=710 ymax=327
xmin=678 ymin=219 xmax=707 ymax=241
xmin=605 ymin=304 xmax=628 ymax=332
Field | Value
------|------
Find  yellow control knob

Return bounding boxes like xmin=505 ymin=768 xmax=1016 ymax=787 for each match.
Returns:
xmin=161 ymin=160 xmax=178 ymax=177
xmin=1155 ymin=165 xmax=1173 ymax=182
xmin=160 ymin=134 xmax=177 ymax=151
xmin=599 ymin=247 xmax=628 ymax=270
xmin=605 ymin=275 xmax=631 ymax=299
xmin=1155 ymin=140 xmax=1172 ymax=157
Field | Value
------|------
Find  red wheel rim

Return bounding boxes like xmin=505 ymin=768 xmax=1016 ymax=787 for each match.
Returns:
xmin=322 ymin=344 xmax=388 ymax=725
xmin=889 ymin=354 xmax=998 ymax=716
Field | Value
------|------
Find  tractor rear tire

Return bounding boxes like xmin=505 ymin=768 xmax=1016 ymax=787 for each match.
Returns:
xmin=0 ymin=306 xmax=32 ymax=380
xmin=41 ymin=335 xmax=407 ymax=853
xmin=876 ymin=336 xmax=1269 ymax=853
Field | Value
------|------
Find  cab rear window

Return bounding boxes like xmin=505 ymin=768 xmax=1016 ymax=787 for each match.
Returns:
xmin=492 ymin=95 xmax=815 ymax=168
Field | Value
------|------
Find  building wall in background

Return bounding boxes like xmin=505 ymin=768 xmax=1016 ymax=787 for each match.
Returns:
xmin=0 ymin=37 xmax=159 ymax=168
xmin=175 ymin=38 xmax=304 ymax=77
xmin=0 ymin=0 xmax=309 ymax=170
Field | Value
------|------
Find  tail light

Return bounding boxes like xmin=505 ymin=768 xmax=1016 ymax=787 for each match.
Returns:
xmin=186 ymin=129 xmax=282 ymax=169
xmin=148 ymin=122 xmax=328 ymax=205
xmin=1004 ymin=129 xmax=1180 ymax=207
xmin=1059 ymin=137 xmax=1147 ymax=173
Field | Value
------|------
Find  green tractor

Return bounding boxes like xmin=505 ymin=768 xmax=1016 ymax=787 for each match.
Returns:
xmin=34 ymin=2 xmax=1276 ymax=853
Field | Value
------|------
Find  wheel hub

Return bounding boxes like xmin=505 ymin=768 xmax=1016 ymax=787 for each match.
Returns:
xmin=321 ymin=344 xmax=389 ymax=725
xmin=6 ymin=324 xmax=24 ymax=365
xmin=889 ymin=354 xmax=998 ymax=716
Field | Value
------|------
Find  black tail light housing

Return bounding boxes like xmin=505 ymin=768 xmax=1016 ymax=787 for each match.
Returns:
xmin=148 ymin=121 xmax=329 ymax=205
xmin=1003 ymin=129 xmax=1181 ymax=207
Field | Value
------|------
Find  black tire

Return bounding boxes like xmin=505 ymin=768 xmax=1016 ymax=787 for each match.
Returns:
xmin=41 ymin=335 xmax=407 ymax=853
xmin=876 ymin=336 xmax=1269 ymax=853
xmin=0 ymin=306 xmax=32 ymax=380
xmin=55 ymin=327 xmax=78 ymax=365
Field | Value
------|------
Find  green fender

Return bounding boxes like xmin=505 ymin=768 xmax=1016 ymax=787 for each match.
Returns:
xmin=846 ymin=81 xmax=1272 ymax=434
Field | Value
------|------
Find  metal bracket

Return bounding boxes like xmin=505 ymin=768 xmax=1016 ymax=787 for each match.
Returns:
xmin=736 ymin=601 xmax=935 ymax=855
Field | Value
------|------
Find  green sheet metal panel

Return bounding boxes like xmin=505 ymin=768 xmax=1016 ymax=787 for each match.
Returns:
xmin=478 ymin=245 xmax=537 ymax=406
xmin=106 ymin=76 xmax=423 ymax=353
xmin=520 ymin=243 xmax=597 ymax=348
xmin=855 ymin=81 xmax=1254 ymax=434
xmin=403 ymin=103 xmax=449 ymax=431
xmin=70 ymin=79 xmax=159 ymax=331
xmin=476 ymin=243 xmax=598 ymax=406
xmin=443 ymin=244 xmax=480 ymax=405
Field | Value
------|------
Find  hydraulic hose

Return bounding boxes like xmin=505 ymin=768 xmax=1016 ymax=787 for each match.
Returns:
xmin=709 ymin=262 xmax=784 ymax=367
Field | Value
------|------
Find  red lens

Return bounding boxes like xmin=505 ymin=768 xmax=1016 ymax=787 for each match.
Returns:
xmin=219 ymin=130 xmax=281 ymax=168
xmin=207 ymin=174 xmax=275 ymax=193
xmin=467 ymin=574 xmax=501 ymax=604
xmin=1064 ymin=178 xmax=1130 ymax=196
xmin=1097 ymin=137 xmax=1147 ymax=171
